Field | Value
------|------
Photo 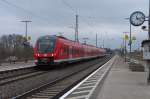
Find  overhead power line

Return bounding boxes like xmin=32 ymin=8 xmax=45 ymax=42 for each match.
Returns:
xmin=61 ymin=0 xmax=94 ymax=29
xmin=62 ymin=0 xmax=77 ymax=14
xmin=1 ymin=0 xmax=51 ymax=23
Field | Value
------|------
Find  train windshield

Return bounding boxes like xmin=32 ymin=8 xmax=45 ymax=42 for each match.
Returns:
xmin=37 ymin=37 xmax=56 ymax=53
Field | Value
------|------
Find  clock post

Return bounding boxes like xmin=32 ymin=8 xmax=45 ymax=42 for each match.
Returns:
xmin=143 ymin=0 xmax=150 ymax=84
xmin=129 ymin=10 xmax=150 ymax=84
xmin=144 ymin=0 xmax=150 ymax=84
xmin=129 ymin=0 xmax=150 ymax=84
xmin=148 ymin=0 xmax=150 ymax=39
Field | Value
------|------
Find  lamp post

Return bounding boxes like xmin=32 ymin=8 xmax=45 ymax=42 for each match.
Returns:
xmin=96 ymin=33 xmax=97 ymax=47
xmin=124 ymin=34 xmax=127 ymax=62
xmin=123 ymin=32 xmax=129 ymax=62
xmin=147 ymin=0 xmax=150 ymax=83
xmin=75 ymin=14 xmax=79 ymax=42
xmin=21 ymin=20 xmax=32 ymax=41
xmin=149 ymin=0 xmax=150 ymax=39
xmin=21 ymin=20 xmax=32 ymax=63
xmin=125 ymin=18 xmax=132 ymax=63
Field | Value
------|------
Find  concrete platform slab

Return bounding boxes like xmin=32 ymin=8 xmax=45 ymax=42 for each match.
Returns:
xmin=96 ymin=55 xmax=150 ymax=99
xmin=0 ymin=61 xmax=35 ymax=72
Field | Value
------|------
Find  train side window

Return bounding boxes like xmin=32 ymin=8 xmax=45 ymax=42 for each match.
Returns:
xmin=60 ymin=45 xmax=66 ymax=56
xmin=66 ymin=46 xmax=69 ymax=55
xmin=74 ymin=48 xmax=76 ymax=55
xmin=60 ymin=48 xmax=63 ymax=56
xmin=76 ymin=49 xmax=77 ymax=55
xmin=69 ymin=47 xmax=72 ymax=55
xmin=74 ymin=48 xmax=75 ymax=55
xmin=76 ymin=48 xmax=77 ymax=55
xmin=72 ymin=48 xmax=73 ymax=55
xmin=64 ymin=47 xmax=67 ymax=55
xmin=64 ymin=45 xmax=69 ymax=56
xmin=72 ymin=47 xmax=74 ymax=55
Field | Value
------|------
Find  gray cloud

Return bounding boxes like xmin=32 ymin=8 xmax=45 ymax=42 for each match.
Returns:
xmin=0 ymin=0 xmax=148 ymax=49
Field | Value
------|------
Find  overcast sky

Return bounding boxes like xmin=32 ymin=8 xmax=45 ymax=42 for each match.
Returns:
xmin=0 ymin=0 xmax=149 ymax=50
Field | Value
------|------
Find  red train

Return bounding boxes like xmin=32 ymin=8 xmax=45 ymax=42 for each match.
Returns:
xmin=34 ymin=35 xmax=106 ymax=66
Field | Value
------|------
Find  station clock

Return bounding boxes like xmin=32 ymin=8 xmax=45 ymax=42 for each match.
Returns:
xmin=130 ymin=11 xmax=145 ymax=26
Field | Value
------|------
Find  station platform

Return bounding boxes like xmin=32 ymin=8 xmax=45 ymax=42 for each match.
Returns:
xmin=96 ymin=55 xmax=150 ymax=99
xmin=0 ymin=61 xmax=34 ymax=72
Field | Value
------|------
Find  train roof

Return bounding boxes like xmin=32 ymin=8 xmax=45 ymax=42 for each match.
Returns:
xmin=37 ymin=35 xmax=56 ymax=40
xmin=38 ymin=35 xmax=69 ymax=40
xmin=37 ymin=35 xmax=104 ymax=49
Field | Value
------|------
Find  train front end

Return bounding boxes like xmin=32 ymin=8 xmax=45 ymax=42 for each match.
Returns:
xmin=34 ymin=36 xmax=56 ymax=66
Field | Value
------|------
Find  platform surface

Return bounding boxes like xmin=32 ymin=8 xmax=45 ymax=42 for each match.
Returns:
xmin=0 ymin=61 xmax=34 ymax=72
xmin=96 ymin=55 xmax=150 ymax=99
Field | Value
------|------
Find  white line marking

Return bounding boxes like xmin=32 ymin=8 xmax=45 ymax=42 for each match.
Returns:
xmin=81 ymin=82 xmax=96 ymax=86
xmin=86 ymin=56 xmax=116 ymax=99
xmin=74 ymin=86 xmax=93 ymax=90
xmin=71 ymin=90 xmax=91 ymax=95
xmin=59 ymin=56 xmax=116 ymax=99
xmin=66 ymin=95 xmax=87 ymax=99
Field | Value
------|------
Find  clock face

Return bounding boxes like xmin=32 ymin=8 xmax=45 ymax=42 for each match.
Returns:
xmin=130 ymin=11 xmax=145 ymax=26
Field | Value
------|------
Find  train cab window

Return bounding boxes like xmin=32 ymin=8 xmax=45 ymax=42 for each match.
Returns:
xmin=37 ymin=37 xmax=56 ymax=53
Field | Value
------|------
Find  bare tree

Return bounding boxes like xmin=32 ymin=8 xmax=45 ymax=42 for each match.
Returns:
xmin=0 ymin=34 xmax=33 ymax=63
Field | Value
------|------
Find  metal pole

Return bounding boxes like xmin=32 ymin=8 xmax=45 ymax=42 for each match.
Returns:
xmin=147 ymin=0 xmax=150 ymax=83
xmin=74 ymin=26 xmax=76 ymax=41
xmin=103 ymin=39 xmax=104 ymax=48
xmin=21 ymin=20 xmax=32 ymax=63
xmin=149 ymin=0 xmax=150 ymax=39
xmin=124 ymin=18 xmax=132 ymax=63
xmin=74 ymin=15 xmax=76 ymax=41
xmin=123 ymin=37 xmax=124 ymax=55
xmin=125 ymin=37 xmax=126 ymax=62
xmin=25 ymin=22 xmax=27 ymax=39
xmin=75 ymin=14 xmax=79 ymax=42
xmin=96 ymin=33 xmax=97 ymax=47
xmin=122 ymin=37 xmax=124 ymax=55
xmin=129 ymin=22 xmax=132 ymax=63
xmin=21 ymin=20 xmax=32 ymax=41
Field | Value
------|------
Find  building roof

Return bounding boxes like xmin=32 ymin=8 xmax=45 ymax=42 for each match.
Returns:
xmin=141 ymin=39 xmax=150 ymax=47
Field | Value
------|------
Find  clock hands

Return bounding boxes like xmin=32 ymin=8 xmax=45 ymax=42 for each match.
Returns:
xmin=130 ymin=11 xmax=145 ymax=26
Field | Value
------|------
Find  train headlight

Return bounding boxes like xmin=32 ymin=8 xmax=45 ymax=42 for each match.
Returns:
xmin=34 ymin=60 xmax=38 ymax=62
xmin=52 ymin=53 xmax=54 ymax=57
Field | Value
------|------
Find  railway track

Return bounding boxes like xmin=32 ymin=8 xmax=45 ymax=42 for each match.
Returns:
xmin=0 ymin=67 xmax=49 ymax=99
xmin=0 ymin=55 xmax=112 ymax=99
xmin=12 ymin=55 xmax=112 ymax=99
xmin=0 ymin=71 xmax=47 ymax=86
xmin=0 ymin=66 xmax=36 ymax=81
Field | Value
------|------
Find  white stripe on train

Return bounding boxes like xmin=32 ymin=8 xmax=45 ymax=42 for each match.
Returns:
xmin=54 ymin=54 xmax=105 ymax=63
